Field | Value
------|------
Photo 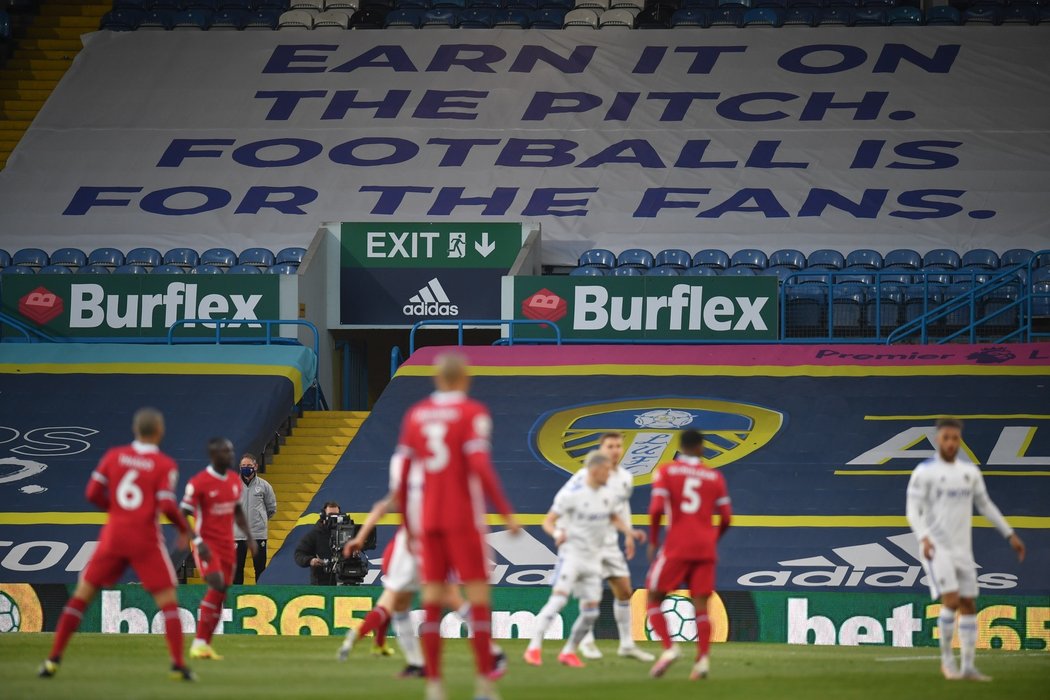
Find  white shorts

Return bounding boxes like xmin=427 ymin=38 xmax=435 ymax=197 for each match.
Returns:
xmin=383 ymin=529 xmax=420 ymax=593
xmin=922 ymin=548 xmax=978 ymax=600
xmin=598 ymin=544 xmax=630 ymax=580
xmin=551 ymin=553 xmax=602 ymax=603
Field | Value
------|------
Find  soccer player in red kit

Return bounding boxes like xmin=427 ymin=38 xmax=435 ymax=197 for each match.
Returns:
xmin=39 ymin=408 xmax=196 ymax=681
xmin=646 ymin=429 xmax=732 ymax=681
xmin=180 ymin=437 xmax=256 ymax=660
xmin=397 ymin=353 xmax=520 ymax=700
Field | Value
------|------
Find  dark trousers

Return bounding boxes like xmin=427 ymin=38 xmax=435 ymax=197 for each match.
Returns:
xmin=234 ymin=539 xmax=267 ymax=585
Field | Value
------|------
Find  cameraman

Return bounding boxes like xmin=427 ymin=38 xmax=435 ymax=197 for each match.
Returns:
xmin=294 ymin=501 xmax=342 ymax=585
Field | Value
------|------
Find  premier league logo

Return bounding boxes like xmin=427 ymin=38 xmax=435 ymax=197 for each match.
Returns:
xmin=531 ymin=398 xmax=783 ymax=484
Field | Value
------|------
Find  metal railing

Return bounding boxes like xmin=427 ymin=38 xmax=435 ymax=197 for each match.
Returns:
xmin=408 ymin=319 xmax=562 ymax=356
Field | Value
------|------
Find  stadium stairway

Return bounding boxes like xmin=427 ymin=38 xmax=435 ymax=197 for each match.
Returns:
xmin=0 ymin=1 xmax=108 ymax=168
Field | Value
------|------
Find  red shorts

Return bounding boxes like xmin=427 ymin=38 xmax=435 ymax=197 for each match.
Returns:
xmin=194 ymin=543 xmax=235 ymax=585
xmin=83 ymin=538 xmax=178 ymax=594
xmin=420 ymin=528 xmax=489 ymax=584
xmin=646 ymin=554 xmax=716 ymax=596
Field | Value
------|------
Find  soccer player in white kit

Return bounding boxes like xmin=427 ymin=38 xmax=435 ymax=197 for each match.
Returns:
xmin=905 ymin=418 xmax=1026 ymax=681
xmin=566 ymin=432 xmax=652 ymax=661
xmin=524 ymin=451 xmax=638 ymax=668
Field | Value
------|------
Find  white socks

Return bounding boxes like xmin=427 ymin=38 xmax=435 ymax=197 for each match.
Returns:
xmin=938 ymin=607 xmax=956 ymax=668
xmin=529 ymin=593 xmax=568 ymax=651
xmin=614 ymin=600 xmax=634 ymax=649
xmin=393 ymin=611 xmax=424 ymax=668
xmin=958 ymin=614 xmax=978 ymax=673
xmin=563 ymin=605 xmax=600 ymax=654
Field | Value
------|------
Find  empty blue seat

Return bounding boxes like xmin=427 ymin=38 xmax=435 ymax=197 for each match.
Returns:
xmin=635 ymin=4 xmax=674 ymax=26
xmin=578 ymin=248 xmax=616 ymax=269
xmin=982 ymin=285 xmax=1020 ymax=329
xmin=925 ymin=5 xmax=962 ymax=23
xmin=617 ymin=249 xmax=655 ymax=269
xmin=100 ymin=9 xmax=145 ymax=29
xmin=125 ymin=247 xmax=163 ymax=268
xmin=670 ymin=7 xmax=710 ymax=24
xmin=950 ymin=268 xmax=991 ymax=285
xmin=0 ymin=249 xmax=11 ymax=268
xmin=1036 ymin=253 xmax=1050 ymax=269
xmin=385 ymin=8 xmax=424 ymax=24
xmin=267 ymin=263 xmax=300 ymax=275
xmin=210 ymin=8 xmax=249 ymax=27
xmin=1000 ymin=249 xmax=1034 ymax=267
xmin=201 ymin=248 xmax=238 ymax=268
xmin=832 ymin=285 xmax=867 ymax=332
xmin=818 ymin=6 xmax=851 ymax=23
xmin=88 ymin=248 xmax=125 ymax=268
xmin=942 ymin=283 xmax=975 ymax=329
xmin=191 ymin=264 xmax=224 ymax=274
xmin=850 ymin=6 xmax=886 ymax=22
xmin=138 ymin=10 xmax=175 ymax=28
xmin=835 ymin=267 xmax=876 ymax=286
xmin=148 ymin=0 xmax=180 ymax=11
xmin=877 ymin=270 xmax=915 ymax=286
xmin=768 ymin=249 xmax=806 ymax=270
xmin=806 ymin=249 xmax=845 ymax=270
xmin=164 ymin=248 xmax=199 ymax=268
xmin=924 ymin=249 xmax=962 ymax=269
xmin=245 ymin=8 xmax=279 ymax=26
xmin=350 ymin=8 xmax=388 ymax=27
xmin=721 ymin=265 xmax=756 ymax=276
xmin=611 ymin=266 xmax=642 ymax=277
xmin=794 ymin=271 xmax=832 ymax=286
xmin=684 ymin=266 xmax=718 ymax=276
xmin=742 ymin=6 xmax=782 ymax=23
xmin=763 ymin=265 xmax=798 ymax=283
xmin=845 ymin=249 xmax=883 ymax=269
xmin=1031 ymin=282 xmax=1050 ymax=317
xmin=917 ymin=269 xmax=953 ymax=286
xmin=13 ymin=248 xmax=49 ymax=269
xmin=50 ymin=248 xmax=88 ymax=268
xmin=421 ymin=8 xmax=458 ymax=25
xmin=785 ymin=285 xmax=826 ymax=336
xmin=114 ymin=0 xmax=149 ymax=10
xmin=883 ymin=249 xmax=922 ymax=269
xmin=459 ymin=7 xmax=496 ymax=24
xmin=654 ymin=249 xmax=691 ymax=269
xmin=239 ymin=248 xmax=276 ymax=268
xmin=709 ymin=6 xmax=745 ymax=23
xmin=782 ymin=6 xmax=816 ymax=23
xmin=0 ymin=265 xmax=35 ymax=275
xmin=172 ymin=9 xmax=211 ymax=27
xmin=494 ymin=8 xmax=531 ymax=25
xmin=887 ymin=5 xmax=921 ymax=22
xmin=152 ymin=264 xmax=186 ymax=274
xmin=530 ymin=8 xmax=566 ymax=26
xmin=730 ymin=249 xmax=768 ymax=269
xmin=38 ymin=265 xmax=73 ymax=274
xmin=113 ymin=264 xmax=149 ymax=274
xmin=218 ymin=0 xmax=252 ymax=10
xmin=78 ymin=265 xmax=111 ymax=274
xmin=961 ymin=249 xmax=1000 ymax=269
xmin=228 ymin=264 xmax=262 ymax=274
xmin=903 ymin=284 xmax=945 ymax=324
xmin=647 ymin=265 xmax=681 ymax=277
xmin=692 ymin=249 xmax=730 ymax=270
xmin=866 ymin=286 xmax=903 ymax=333
xmin=1032 ymin=268 xmax=1050 ymax=284
xmin=963 ymin=5 xmax=1002 ymax=22
xmin=276 ymin=247 xmax=307 ymax=265
xmin=570 ymin=265 xmax=607 ymax=277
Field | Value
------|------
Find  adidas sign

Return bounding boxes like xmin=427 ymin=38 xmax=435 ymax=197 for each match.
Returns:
xmin=736 ymin=534 xmax=1017 ymax=590
xmin=403 ymin=278 xmax=459 ymax=317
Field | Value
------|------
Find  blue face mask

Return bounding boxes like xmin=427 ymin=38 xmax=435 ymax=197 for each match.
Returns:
xmin=240 ymin=466 xmax=256 ymax=479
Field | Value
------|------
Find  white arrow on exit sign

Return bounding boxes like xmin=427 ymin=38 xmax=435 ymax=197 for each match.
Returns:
xmin=474 ymin=231 xmax=496 ymax=258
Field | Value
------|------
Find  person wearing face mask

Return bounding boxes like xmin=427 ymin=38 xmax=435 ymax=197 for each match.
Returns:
xmin=233 ymin=453 xmax=277 ymax=585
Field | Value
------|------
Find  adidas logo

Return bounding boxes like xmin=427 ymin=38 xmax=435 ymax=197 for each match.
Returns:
xmin=402 ymin=278 xmax=459 ymax=317
xmin=736 ymin=534 xmax=1017 ymax=590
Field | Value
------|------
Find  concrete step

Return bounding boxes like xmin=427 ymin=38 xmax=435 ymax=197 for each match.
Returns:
xmin=0 ymin=99 xmax=45 ymax=112
xmin=289 ymin=427 xmax=362 ymax=438
xmin=0 ymin=110 xmax=38 ymax=121
xmin=0 ymin=88 xmax=52 ymax=101
xmin=265 ymin=464 xmax=336 ymax=476
xmin=17 ymin=39 xmax=84 ymax=52
xmin=24 ymin=27 xmax=89 ymax=40
xmin=284 ymin=435 xmax=357 ymax=447
xmin=0 ymin=79 xmax=59 ymax=90
xmin=33 ymin=14 xmax=104 ymax=27
xmin=9 ymin=52 xmax=77 ymax=64
xmin=296 ymin=418 xmax=366 ymax=429
xmin=264 ymin=473 xmax=328 ymax=484
xmin=270 ymin=454 xmax=340 ymax=467
xmin=0 ymin=120 xmax=30 ymax=131
xmin=279 ymin=444 xmax=347 ymax=456
xmin=40 ymin=5 xmax=112 ymax=16
xmin=303 ymin=410 xmax=370 ymax=419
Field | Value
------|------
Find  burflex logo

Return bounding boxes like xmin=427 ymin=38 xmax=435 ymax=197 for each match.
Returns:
xmin=18 ymin=287 xmax=63 ymax=325
xmin=522 ymin=289 xmax=567 ymax=323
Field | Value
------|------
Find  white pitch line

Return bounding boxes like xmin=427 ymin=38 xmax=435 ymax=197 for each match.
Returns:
xmin=876 ymin=653 xmax=1048 ymax=662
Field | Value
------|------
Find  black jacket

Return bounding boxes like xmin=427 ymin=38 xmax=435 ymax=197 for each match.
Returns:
xmin=293 ymin=520 xmax=337 ymax=586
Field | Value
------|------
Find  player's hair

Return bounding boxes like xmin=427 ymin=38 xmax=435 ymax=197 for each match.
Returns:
xmin=322 ymin=501 xmax=341 ymax=512
xmin=132 ymin=407 xmax=164 ymax=438
xmin=434 ymin=352 xmax=469 ymax=384
xmin=207 ymin=436 xmax=231 ymax=451
xmin=240 ymin=452 xmax=258 ymax=465
xmin=599 ymin=431 xmax=623 ymax=443
xmin=936 ymin=418 xmax=963 ymax=432
xmin=585 ymin=451 xmax=611 ymax=470
xmin=679 ymin=429 xmax=705 ymax=455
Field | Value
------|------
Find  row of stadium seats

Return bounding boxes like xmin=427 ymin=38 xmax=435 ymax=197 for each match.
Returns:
xmin=0 ymin=246 xmax=306 ymax=272
xmin=109 ymin=0 xmax=928 ymax=11
xmin=0 ymin=264 xmax=298 ymax=275
xmin=100 ymin=3 xmax=1045 ymax=25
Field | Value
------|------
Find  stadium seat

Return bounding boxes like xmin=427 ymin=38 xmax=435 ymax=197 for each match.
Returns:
xmin=113 ymin=264 xmax=149 ymax=274
xmin=635 ymin=4 xmax=673 ymax=25
xmin=494 ymin=8 xmax=532 ymax=25
xmin=114 ymin=0 xmax=149 ymax=10
xmin=782 ymin=6 xmax=815 ymax=22
xmin=762 ymin=265 xmax=798 ymax=284
xmin=961 ymin=249 xmax=1000 ymax=270
xmin=163 ymin=248 xmax=200 ymax=268
xmin=49 ymin=248 xmax=88 ymax=268
xmin=925 ymin=5 xmax=962 ymax=23
xmin=963 ymin=5 xmax=1002 ymax=22
xmin=530 ymin=8 xmax=567 ymax=25
xmin=125 ymin=247 xmax=163 ymax=269
xmin=951 ymin=266 xmax=993 ymax=285
xmin=138 ymin=10 xmax=175 ymax=28
xmin=245 ymin=8 xmax=280 ymax=26
xmin=210 ymin=8 xmax=249 ymax=27
xmin=467 ymin=0 xmax=502 ymax=7
xmin=0 ymin=265 xmax=35 ymax=275
xmin=918 ymin=268 xmax=953 ymax=286
xmin=887 ymin=5 xmax=921 ymax=22
xmin=835 ymin=266 xmax=876 ymax=286
xmin=228 ymin=264 xmax=263 ymax=274
xmin=611 ymin=0 xmax=644 ymax=8
xmin=563 ymin=7 xmax=600 ymax=25
xmin=152 ymin=264 xmax=186 ymax=274
xmin=328 ymin=0 xmax=360 ymax=9
xmin=38 ymin=265 xmax=73 ymax=274
xmin=268 ymin=263 xmax=301 ymax=275
xmin=421 ymin=8 xmax=459 ymax=25
xmin=793 ymin=271 xmax=832 ymax=286
xmin=768 ymin=249 xmax=806 ymax=270
xmin=149 ymin=0 xmax=180 ymax=12
xmin=239 ymin=248 xmax=276 ymax=267
xmin=617 ymin=249 xmax=655 ymax=269
xmin=578 ymin=249 xmax=616 ymax=269
xmin=218 ymin=0 xmax=253 ymax=10
xmin=730 ymin=249 xmax=768 ymax=269
xmin=818 ymin=6 xmax=851 ymax=23
xmin=459 ymin=7 xmax=497 ymax=24
xmin=692 ymin=249 xmax=730 ymax=270
xmin=201 ymin=248 xmax=238 ymax=268
xmin=12 ymin=248 xmax=49 ymax=270
xmin=87 ymin=248 xmax=125 ymax=268
xmin=683 ymin=266 xmax=718 ymax=276
xmin=1032 ymin=282 xmax=1050 ymax=318
xmin=278 ymin=9 xmax=314 ymax=26
xmin=610 ymin=266 xmax=642 ymax=276
xmin=709 ymin=7 xmax=745 ymax=23
xmin=314 ymin=9 xmax=353 ymax=26
xmin=903 ymin=284 xmax=945 ymax=325
xmin=850 ymin=7 xmax=887 ymax=23
xmin=877 ymin=270 xmax=915 ymax=286
xmin=784 ymin=285 xmax=826 ymax=337
xmin=845 ymin=249 xmax=883 ymax=270
xmin=78 ymin=265 xmax=112 ymax=274
xmin=1000 ymin=249 xmax=1034 ymax=267
xmin=942 ymin=283 xmax=974 ymax=330
xmin=258 ymin=0 xmax=292 ymax=8
xmin=721 ymin=265 xmax=756 ymax=276
xmin=1036 ymin=253 xmax=1050 ymax=269
xmin=742 ymin=7 xmax=782 ymax=23
xmin=0 ymin=249 xmax=10 ymax=268
xmin=670 ymin=7 xmax=711 ymax=24
xmin=570 ymin=265 xmax=606 ymax=276
xmin=866 ymin=285 xmax=903 ymax=334
xmin=832 ymin=285 xmax=867 ymax=333
xmin=1033 ymin=267 xmax=1050 ymax=284
xmin=276 ymin=247 xmax=307 ymax=265
xmin=289 ymin=0 xmax=323 ymax=9
xmin=185 ymin=0 xmax=219 ymax=9
xmin=647 ymin=265 xmax=681 ymax=276
xmin=350 ymin=7 xmax=392 ymax=25
xmin=923 ymin=249 xmax=962 ymax=270
xmin=172 ymin=9 xmax=212 ymax=27
xmin=507 ymin=0 xmax=540 ymax=9
xmin=100 ymin=9 xmax=145 ymax=29
xmin=805 ymin=249 xmax=845 ymax=270
xmin=599 ymin=8 xmax=638 ymax=26
xmin=385 ymin=8 xmax=424 ymax=24
xmin=191 ymin=264 xmax=225 ymax=274
xmin=883 ymin=249 xmax=922 ymax=270
xmin=653 ymin=249 xmax=691 ymax=269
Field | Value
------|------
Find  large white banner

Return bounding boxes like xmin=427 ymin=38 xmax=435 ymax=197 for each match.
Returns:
xmin=1 ymin=29 xmax=1048 ymax=264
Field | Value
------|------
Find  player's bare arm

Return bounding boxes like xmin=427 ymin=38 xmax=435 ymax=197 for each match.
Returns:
xmin=344 ymin=492 xmax=396 ymax=557
xmin=181 ymin=503 xmax=212 ymax=563
xmin=611 ymin=513 xmax=636 ymax=560
xmin=542 ymin=509 xmax=566 ymax=547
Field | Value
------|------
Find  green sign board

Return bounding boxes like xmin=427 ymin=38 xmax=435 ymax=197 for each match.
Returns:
xmin=340 ymin=222 xmax=523 ymax=269
xmin=509 ymin=275 xmax=779 ymax=341
xmin=0 ymin=274 xmax=281 ymax=338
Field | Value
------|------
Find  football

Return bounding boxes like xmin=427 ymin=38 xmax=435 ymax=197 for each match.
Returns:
xmin=0 ymin=592 xmax=21 ymax=633
xmin=644 ymin=594 xmax=697 ymax=643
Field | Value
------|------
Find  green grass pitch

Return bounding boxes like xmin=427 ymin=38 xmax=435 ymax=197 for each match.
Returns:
xmin=2 ymin=635 xmax=1047 ymax=700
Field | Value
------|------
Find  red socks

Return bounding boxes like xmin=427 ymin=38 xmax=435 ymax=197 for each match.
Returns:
xmin=375 ymin=615 xmax=389 ymax=648
xmin=161 ymin=603 xmax=185 ymax=667
xmin=359 ymin=605 xmax=390 ymax=643
xmin=697 ymin=612 xmax=711 ymax=659
xmin=469 ymin=604 xmax=494 ymax=676
xmin=421 ymin=603 xmax=443 ymax=680
xmin=648 ymin=605 xmax=673 ymax=650
xmin=196 ymin=588 xmax=226 ymax=644
xmin=49 ymin=596 xmax=88 ymax=662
